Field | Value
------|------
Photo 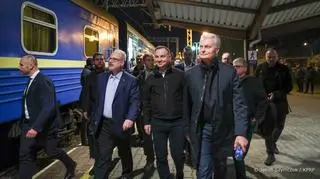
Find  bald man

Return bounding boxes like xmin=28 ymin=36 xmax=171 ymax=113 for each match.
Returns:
xmin=221 ymin=52 xmax=232 ymax=65
xmin=19 ymin=55 xmax=76 ymax=179
xmin=255 ymin=48 xmax=293 ymax=166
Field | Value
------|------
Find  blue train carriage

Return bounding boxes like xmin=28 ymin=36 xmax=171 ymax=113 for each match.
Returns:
xmin=127 ymin=23 xmax=155 ymax=72
xmin=0 ymin=0 xmax=119 ymax=171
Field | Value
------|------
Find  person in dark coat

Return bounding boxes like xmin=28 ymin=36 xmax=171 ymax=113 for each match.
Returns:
xmin=295 ymin=64 xmax=305 ymax=92
xmin=131 ymin=54 xmax=145 ymax=144
xmin=184 ymin=32 xmax=248 ymax=179
xmin=175 ymin=46 xmax=195 ymax=71
xmin=91 ymin=50 xmax=140 ymax=179
xmin=233 ymin=57 xmax=268 ymax=179
xmin=255 ymin=48 xmax=293 ymax=166
xmin=18 ymin=55 xmax=76 ymax=179
xmin=304 ymin=63 xmax=316 ymax=94
xmin=221 ymin=52 xmax=232 ymax=65
xmin=80 ymin=52 xmax=106 ymax=175
xmin=79 ymin=58 xmax=94 ymax=145
xmin=132 ymin=53 xmax=156 ymax=171
xmin=143 ymin=46 xmax=185 ymax=179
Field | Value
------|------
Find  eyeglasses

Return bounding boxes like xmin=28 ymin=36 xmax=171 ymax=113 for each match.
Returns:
xmin=109 ymin=57 xmax=122 ymax=62
xmin=233 ymin=65 xmax=244 ymax=68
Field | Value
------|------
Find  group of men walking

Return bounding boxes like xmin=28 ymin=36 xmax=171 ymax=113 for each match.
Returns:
xmin=18 ymin=31 xmax=292 ymax=179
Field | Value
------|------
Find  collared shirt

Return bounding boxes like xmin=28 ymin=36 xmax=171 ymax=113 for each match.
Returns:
xmin=183 ymin=61 xmax=193 ymax=71
xmin=144 ymin=66 xmax=153 ymax=80
xmin=103 ymin=71 xmax=123 ymax=118
xmin=24 ymin=70 xmax=40 ymax=119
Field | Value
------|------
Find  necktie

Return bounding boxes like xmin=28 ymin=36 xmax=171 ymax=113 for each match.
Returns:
xmin=24 ymin=78 xmax=32 ymax=96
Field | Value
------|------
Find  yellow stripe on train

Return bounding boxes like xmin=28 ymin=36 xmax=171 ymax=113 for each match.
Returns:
xmin=0 ymin=57 xmax=86 ymax=68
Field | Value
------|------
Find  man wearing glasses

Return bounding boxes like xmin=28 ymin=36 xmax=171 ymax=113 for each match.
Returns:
xmin=91 ymin=50 xmax=140 ymax=179
xmin=233 ymin=57 xmax=268 ymax=178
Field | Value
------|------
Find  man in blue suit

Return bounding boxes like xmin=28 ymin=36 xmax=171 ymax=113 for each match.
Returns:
xmin=18 ymin=55 xmax=76 ymax=179
xmin=92 ymin=49 xmax=140 ymax=179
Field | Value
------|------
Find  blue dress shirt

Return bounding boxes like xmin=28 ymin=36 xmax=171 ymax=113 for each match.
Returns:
xmin=103 ymin=71 xmax=123 ymax=118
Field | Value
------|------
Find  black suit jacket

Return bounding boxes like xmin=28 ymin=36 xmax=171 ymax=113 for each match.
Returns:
xmin=23 ymin=72 xmax=60 ymax=133
xmin=184 ymin=62 xmax=248 ymax=160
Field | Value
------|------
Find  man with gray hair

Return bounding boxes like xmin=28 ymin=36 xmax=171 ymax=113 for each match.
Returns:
xmin=233 ymin=57 xmax=268 ymax=178
xmin=184 ymin=32 xmax=248 ymax=179
xmin=91 ymin=49 xmax=140 ymax=179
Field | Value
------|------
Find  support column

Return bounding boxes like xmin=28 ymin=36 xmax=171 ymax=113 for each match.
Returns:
xmin=186 ymin=29 xmax=192 ymax=47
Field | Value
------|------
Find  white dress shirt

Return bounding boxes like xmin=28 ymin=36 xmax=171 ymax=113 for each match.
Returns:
xmin=24 ymin=70 xmax=40 ymax=119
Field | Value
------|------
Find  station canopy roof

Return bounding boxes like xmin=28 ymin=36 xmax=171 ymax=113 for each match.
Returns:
xmin=93 ymin=0 xmax=320 ymax=40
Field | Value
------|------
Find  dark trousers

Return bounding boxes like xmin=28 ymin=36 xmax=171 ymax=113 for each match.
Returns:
xmin=87 ymin=119 xmax=97 ymax=158
xmin=265 ymin=103 xmax=287 ymax=155
xmin=80 ymin=120 xmax=88 ymax=145
xmin=233 ymin=121 xmax=254 ymax=179
xmin=296 ymin=78 xmax=304 ymax=92
xmin=94 ymin=119 xmax=133 ymax=179
xmin=142 ymin=127 xmax=155 ymax=163
xmin=19 ymin=122 xmax=75 ymax=179
xmin=197 ymin=123 xmax=227 ymax=179
xmin=272 ymin=109 xmax=287 ymax=144
xmin=137 ymin=115 xmax=155 ymax=162
xmin=151 ymin=118 xmax=184 ymax=179
xmin=305 ymin=79 xmax=314 ymax=93
xmin=136 ymin=115 xmax=144 ymax=141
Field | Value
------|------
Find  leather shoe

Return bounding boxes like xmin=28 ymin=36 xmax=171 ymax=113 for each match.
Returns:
xmin=143 ymin=161 xmax=154 ymax=171
xmin=89 ymin=167 xmax=94 ymax=176
xmin=264 ymin=155 xmax=275 ymax=166
xmin=64 ymin=162 xmax=77 ymax=179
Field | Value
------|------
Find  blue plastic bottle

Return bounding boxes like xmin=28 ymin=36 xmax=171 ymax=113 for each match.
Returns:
xmin=234 ymin=145 xmax=243 ymax=161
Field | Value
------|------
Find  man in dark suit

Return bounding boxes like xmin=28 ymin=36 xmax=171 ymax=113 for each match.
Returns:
xmin=184 ymin=32 xmax=248 ymax=179
xmin=91 ymin=49 xmax=140 ymax=179
xmin=132 ymin=53 xmax=155 ymax=171
xmin=80 ymin=53 xmax=106 ymax=175
xmin=255 ymin=48 xmax=293 ymax=166
xmin=79 ymin=57 xmax=94 ymax=145
xmin=221 ymin=52 xmax=232 ymax=65
xmin=18 ymin=55 xmax=76 ymax=179
xmin=175 ymin=46 xmax=195 ymax=71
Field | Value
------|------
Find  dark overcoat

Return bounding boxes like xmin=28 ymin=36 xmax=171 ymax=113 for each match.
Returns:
xmin=184 ymin=62 xmax=248 ymax=164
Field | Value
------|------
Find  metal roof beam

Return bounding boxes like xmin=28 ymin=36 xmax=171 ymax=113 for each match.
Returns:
xmin=158 ymin=0 xmax=257 ymax=14
xmin=269 ymin=0 xmax=319 ymax=13
xmin=159 ymin=19 xmax=247 ymax=40
xmin=146 ymin=0 xmax=158 ymax=24
xmin=262 ymin=15 xmax=320 ymax=40
xmin=248 ymin=0 xmax=274 ymax=40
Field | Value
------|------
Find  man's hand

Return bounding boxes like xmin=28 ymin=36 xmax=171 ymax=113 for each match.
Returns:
xmin=26 ymin=128 xmax=38 ymax=138
xmin=234 ymin=136 xmax=248 ymax=153
xmin=83 ymin=112 xmax=89 ymax=120
xmin=144 ymin=125 xmax=151 ymax=135
xmin=122 ymin=119 xmax=134 ymax=131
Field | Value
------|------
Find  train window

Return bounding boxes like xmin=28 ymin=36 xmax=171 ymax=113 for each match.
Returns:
xmin=84 ymin=26 xmax=99 ymax=57
xmin=21 ymin=2 xmax=58 ymax=55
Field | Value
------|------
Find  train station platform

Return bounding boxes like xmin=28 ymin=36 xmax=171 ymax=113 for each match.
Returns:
xmin=33 ymin=94 xmax=320 ymax=179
